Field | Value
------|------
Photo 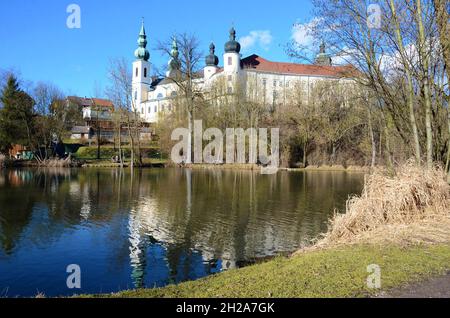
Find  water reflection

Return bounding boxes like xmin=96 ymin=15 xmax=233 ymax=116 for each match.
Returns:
xmin=0 ymin=168 xmax=363 ymax=296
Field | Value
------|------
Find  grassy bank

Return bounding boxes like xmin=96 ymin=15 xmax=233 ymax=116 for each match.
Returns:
xmin=86 ymin=244 xmax=450 ymax=298
xmin=81 ymin=158 xmax=168 ymax=168
xmin=74 ymin=146 xmax=162 ymax=161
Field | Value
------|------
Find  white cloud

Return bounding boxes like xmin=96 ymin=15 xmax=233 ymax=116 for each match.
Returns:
xmin=239 ymin=30 xmax=273 ymax=52
xmin=291 ymin=18 xmax=321 ymax=47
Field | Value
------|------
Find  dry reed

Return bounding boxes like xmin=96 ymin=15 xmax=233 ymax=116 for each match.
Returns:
xmin=316 ymin=161 xmax=450 ymax=247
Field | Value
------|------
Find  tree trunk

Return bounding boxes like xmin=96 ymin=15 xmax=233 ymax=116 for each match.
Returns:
xmin=415 ymin=0 xmax=434 ymax=168
xmin=446 ymin=109 xmax=450 ymax=182
xmin=186 ymin=109 xmax=193 ymax=164
xmin=118 ymin=120 xmax=123 ymax=168
xmin=127 ymin=114 xmax=135 ymax=170
xmin=433 ymin=0 xmax=450 ymax=181
xmin=389 ymin=0 xmax=421 ymax=165
xmin=303 ymin=139 xmax=308 ymax=167
xmin=368 ymin=103 xmax=376 ymax=168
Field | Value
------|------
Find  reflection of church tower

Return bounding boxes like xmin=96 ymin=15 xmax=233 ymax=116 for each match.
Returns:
xmin=128 ymin=211 xmax=148 ymax=289
xmin=132 ymin=20 xmax=151 ymax=108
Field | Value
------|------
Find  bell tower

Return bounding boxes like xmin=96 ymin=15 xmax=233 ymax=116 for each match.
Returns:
xmin=132 ymin=20 xmax=151 ymax=110
xmin=204 ymin=43 xmax=219 ymax=81
xmin=223 ymin=27 xmax=241 ymax=75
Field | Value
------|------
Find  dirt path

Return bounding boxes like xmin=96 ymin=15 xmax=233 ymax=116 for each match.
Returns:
xmin=377 ymin=273 xmax=450 ymax=298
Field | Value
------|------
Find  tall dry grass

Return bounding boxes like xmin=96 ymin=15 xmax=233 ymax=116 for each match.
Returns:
xmin=316 ymin=161 xmax=450 ymax=247
xmin=41 ymin=158 xmax=73 ymax=167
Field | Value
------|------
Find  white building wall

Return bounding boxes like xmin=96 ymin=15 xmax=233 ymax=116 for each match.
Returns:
xmin=223 ymin=53 xmax=241 ymax=75
xmin=135 ymin=63 xmax=354 ymax=124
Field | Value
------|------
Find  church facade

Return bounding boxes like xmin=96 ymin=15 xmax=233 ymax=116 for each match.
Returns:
xmin=131 ymin=22 xmax=355 ymax=124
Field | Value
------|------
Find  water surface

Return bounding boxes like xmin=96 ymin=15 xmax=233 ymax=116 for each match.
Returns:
xmin=0 ymin=168 xmax=363 ymax=297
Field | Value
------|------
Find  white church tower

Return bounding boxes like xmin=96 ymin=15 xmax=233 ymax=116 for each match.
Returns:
xmin=223 ymin=27 xmax=241 ymax=75
xmin=132 ymin=21 xmax=151 ymax=110
xmin=204 ymin=43 xmax=219 ymax=81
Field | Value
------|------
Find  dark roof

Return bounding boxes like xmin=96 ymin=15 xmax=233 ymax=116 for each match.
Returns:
xmin=67 ymin=96 xmax=114 ymax=108
xmin=67 ymin=96 xmax=92 ymax=107
xmin=241 ymin=55 xmax=357 ymax=78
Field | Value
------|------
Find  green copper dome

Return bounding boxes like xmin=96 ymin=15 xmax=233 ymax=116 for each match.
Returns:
xmin=134 ymin=22 xmax=150 ymax=61
xmin=225 ymin=27 xmax=241 ymax=53
xmin=205 ymin=43 xmax=219 ymax=66
xmin=168 ymin=37 xmax=181 ymax=70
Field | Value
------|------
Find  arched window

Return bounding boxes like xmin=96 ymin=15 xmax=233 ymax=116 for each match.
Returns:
xmin=144 ymin=68 xmax=147 ymax=78
xmin=154 ymin=106 xmax=157 ymax=113
xmin=135 ymin=68 xmax=138 ymax=77
xmin=134 ymin=90 xmax=137 ymax=100
xmin=157 ymin=93 xmax=164 ymax=100
xmin=228 ymin=57 xmax=232 ymax=66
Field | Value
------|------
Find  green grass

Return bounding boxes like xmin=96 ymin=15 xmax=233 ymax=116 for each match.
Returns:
xmin=83 ymin=244 xmax=450 ymax=298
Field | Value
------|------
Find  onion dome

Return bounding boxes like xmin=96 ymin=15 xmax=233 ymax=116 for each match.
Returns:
xmin=205 ymin=43 xmax=219 ymax=66
xmin=134 ymin=21 xmax=150 ymax=61
xmin=224 ymin=27 xmax=241 ymax=54
xmin=168 ymin=37 xmax=181 ymax=71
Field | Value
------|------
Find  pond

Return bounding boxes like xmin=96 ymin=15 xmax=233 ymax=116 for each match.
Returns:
xmin=0 ymin=168 xmax=364 ymax=297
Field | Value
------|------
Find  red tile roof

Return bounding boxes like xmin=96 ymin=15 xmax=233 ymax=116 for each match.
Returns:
xmin=241 ymin=54 xmax=357 ymax=78
xmin=91 ymin=98 xmax=114 ymax=108
xmin=67 ymin=96 xmax=114 ymax=108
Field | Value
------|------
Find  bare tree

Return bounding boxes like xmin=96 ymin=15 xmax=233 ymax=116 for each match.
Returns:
xmin=156 ymin=33 xmax=203 ymax=164
xmin=388 ymin=0 xmax=422 ymax=164
xmin=303 ymin=0 xmax=449 ymax=170
xmin=33 ymin=82 xmax=67 ymax=161
xmin=433 ymin=0 xmax=450 ymax=179
xmin=106 ymin=58 xmax=142 ymax=169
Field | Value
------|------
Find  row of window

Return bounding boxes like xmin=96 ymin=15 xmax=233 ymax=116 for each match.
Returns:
xmin=262 ymin=79 xmax=291 ymax=88
xmin=140 ymin=104 xmax=173 ymax=115
xmin=134 ymin=90 xmax=178 ymax=101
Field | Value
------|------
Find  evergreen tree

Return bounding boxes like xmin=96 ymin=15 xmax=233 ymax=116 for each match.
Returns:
xmin=0 ymin=75 xmax=35 ymax=154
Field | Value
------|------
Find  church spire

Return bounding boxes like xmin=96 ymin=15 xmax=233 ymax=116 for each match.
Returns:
xmin=170 ymin=37 xmax=179 ymax=60
xmin=166 ymin=36 xmax=181 ymax=78
xmin=168 ymin=36 xmax=181 ymax=72
xmin=314 ymin=40 xmax=332 ymax=66
xmin=320 ymin=41 xmax=326 ymax=54
xmin=225 ymin=27 xmax=241 ymax=53
xmin=205 ymin=42 xmax=219 ymax=66
xmin=134 ymin=20 xmax=150 ymax=61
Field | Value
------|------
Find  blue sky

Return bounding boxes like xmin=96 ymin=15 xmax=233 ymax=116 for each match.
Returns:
xmin=0 ymin=0 xmax=315 ymax=97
